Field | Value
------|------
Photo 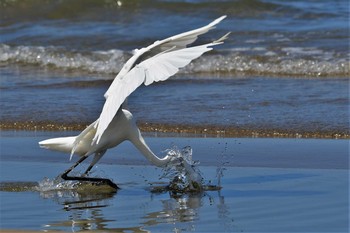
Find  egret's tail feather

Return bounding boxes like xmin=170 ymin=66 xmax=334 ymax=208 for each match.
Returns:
xmin=39 ymin=136 xmax=76 ymax=155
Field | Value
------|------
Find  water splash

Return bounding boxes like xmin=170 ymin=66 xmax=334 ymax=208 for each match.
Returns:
xmin=160 ymin=146 xmax=207 ymax=193
xmin=1 ymin=147 xmax=219 ymax=195
xmin=35 ymin=177 xmax=116 ymax=196
xmin=35 ymin=177 xmax=77 ymax=192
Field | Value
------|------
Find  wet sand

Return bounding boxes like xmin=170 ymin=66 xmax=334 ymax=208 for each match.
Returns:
xmin=0 ymin=131 xmax=349 ymax=232
xmin=1 ymin=121 xmax=349 ymax=139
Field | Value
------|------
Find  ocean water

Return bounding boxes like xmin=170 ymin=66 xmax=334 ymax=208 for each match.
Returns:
xmin=0 ymin=0 xmax=349 ymax=137
xmin=0 ymin=0 xmax=349 ymax=77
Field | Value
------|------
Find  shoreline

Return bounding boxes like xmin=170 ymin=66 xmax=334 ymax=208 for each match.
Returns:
xmin=1 ymin=121 xmax=349 ymax=139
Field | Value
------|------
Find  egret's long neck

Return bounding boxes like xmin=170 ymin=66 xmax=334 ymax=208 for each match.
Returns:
xmin=130 ymin=129 xmax=172 ymax=167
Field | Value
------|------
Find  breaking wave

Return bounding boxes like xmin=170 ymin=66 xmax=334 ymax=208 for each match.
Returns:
xmin=1 ymin=44 xmax=348 ymax=77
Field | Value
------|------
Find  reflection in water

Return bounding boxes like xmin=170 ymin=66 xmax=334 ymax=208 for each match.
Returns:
xmin=217 ymin=192 xmax=235 ymax=231
xmin=36 ymin=184 xmax=230 ymax=232
xmin=38 ymin=183 xmax=117 ymax=231
xmin=40 ymin=188 xmax=149 ymax=232
xmin=143 ymin=193 xmax=203 ymax=225
xmin=0 ymin=144 xmax=232 ymax=232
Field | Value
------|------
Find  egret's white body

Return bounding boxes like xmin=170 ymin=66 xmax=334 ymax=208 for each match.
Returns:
xmin=39 ymin=16 xmax=228 ymax=179
xmin=40 ymin=109 xmax=170 ymax=169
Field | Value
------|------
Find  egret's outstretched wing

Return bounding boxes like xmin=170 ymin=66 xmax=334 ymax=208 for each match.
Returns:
xmin=104 ymin=15 xmax=227 ymax=100
xmin=93 ymin=40 xmax=226 ymax=143
xmin=141 ymin=15 xmax=227 ymax=55
xmin=93 ymin=16 xmax=228 ymax=143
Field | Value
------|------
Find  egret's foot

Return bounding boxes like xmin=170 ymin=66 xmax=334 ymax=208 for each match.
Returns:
xmin=61 ymin=174 xmax=119 ymax=190
xmin=96 ymin=178 xmax=119 ymax=190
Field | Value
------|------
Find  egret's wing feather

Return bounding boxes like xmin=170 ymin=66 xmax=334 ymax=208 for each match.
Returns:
xmin=94 ymin=66 xmax=145 ymax=143
xmin=93 ymin=16 xmax=228 ymax=143
xmin=143 ymin=42 xmax=218 ymax=85
xmin=70 ymin=119 xmax=98 ymax=159
xmin=105 ymin=15 xmax=227 ymax=99
xmin=133 ymin=15 xmax=227 ymax=62
xmin=93 ymin=41 xmax=224 ymax=143
xmin=158 ymin=15 xmax=227 ymax=51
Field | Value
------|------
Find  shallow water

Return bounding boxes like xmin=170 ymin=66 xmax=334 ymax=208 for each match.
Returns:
xmin=0 ymin=132 xmax=349 ymax=232
xmin=1 ymin=165 xmax=348 ymax=232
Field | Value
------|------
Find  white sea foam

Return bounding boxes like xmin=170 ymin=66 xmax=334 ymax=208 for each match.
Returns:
xmin=1 ymin=43 xmax=348 ymax=77
xmin=0 ymin=44 xmax=127 ymax=74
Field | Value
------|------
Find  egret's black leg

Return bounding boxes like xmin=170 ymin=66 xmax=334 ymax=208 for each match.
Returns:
xmin=83 ymin=150 xmax=106 ymax=176
xmin=83 ymin=164 xmax=94 ymax=176
xmin=61 ymin=155 xmax=89 ymax=179
xmin=61 ymin=154 xmax=119 ymax=190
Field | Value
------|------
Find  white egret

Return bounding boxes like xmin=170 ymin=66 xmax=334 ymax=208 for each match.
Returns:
xmin=39 ymin=16 xmax=229 ymax=189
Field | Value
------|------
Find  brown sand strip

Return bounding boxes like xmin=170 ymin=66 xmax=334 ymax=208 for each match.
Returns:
xmin=1 ymin=121 xmax=348 ymax=139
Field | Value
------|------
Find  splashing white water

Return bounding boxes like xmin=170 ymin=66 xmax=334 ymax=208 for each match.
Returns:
xmin=161 ymin=146 xmax=204 ymax=192
xmin=35 ymin=146 xmax=216 ymax=194
xmin=35 ymin=177 xmax=77 ymax=192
